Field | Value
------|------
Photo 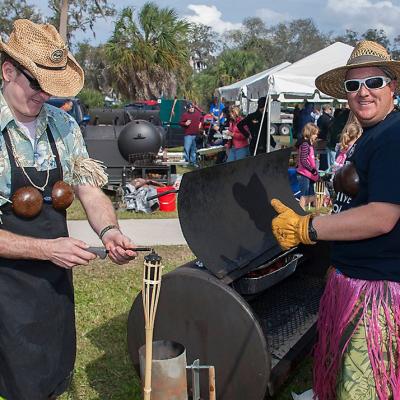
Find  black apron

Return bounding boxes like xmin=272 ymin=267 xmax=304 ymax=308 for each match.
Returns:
xmin=0 ymin=127 xmax=75 ymax=400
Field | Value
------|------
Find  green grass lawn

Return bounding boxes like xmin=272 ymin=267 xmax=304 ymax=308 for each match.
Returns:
xmin=58 ymin=245 xmax=313 ymax=400
xmin=67 ymin=199 xmax=178 ymax=220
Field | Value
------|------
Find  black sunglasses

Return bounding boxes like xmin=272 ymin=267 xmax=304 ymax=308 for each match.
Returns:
xmin=15 ymin=65 xmax=42 ymax=92
xmin=344 ymin=76 xmax=391 ymax=93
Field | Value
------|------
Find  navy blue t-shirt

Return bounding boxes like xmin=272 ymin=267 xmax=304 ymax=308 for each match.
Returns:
xmin=331 ymin=111 xmax=400 ymax=281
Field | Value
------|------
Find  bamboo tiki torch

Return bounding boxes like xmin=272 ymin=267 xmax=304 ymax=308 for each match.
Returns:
xmin=142 ymin=250 xmax=163 ymax=400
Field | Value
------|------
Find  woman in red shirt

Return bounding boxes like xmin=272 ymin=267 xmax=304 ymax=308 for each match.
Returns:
xmin=226 ymin=105 xmax=250 ymax=162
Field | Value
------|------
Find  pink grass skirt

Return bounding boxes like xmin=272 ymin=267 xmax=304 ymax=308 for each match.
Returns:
xmin=313 ymin=269 xmax=400 ymax=400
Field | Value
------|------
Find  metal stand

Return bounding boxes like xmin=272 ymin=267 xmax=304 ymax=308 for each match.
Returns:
xmin=186 ymin=359 xmax=216 ymax=400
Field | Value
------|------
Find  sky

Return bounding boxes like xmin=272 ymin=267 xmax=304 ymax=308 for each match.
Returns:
xmin=32 ymin=0 xmax=400 ymax=45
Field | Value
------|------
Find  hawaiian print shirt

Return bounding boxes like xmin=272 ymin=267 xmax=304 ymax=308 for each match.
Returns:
xmin=0 ymin=92 xmax=90 ymax=206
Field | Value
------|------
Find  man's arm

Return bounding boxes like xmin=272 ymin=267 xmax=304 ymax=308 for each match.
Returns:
xmin=271 ymin=200 xmax=400 ymax=250
xmin=0 ymin=229 xmax=96 ymax=268
xmin=74 ymin=184 xmax=137 ymax=264
xmin=313 ymin=202 xmax=400 ymax=241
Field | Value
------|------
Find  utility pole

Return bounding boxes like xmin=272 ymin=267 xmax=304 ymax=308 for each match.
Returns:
xmin=59 ymin=0 xmax=68 ymax=43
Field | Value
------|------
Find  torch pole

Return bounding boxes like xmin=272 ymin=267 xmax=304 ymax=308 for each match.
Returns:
xmin=142 ymin=251 xmax=163 ymax=400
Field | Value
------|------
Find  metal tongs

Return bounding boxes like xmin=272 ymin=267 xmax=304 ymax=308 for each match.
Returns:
xmin=87 ymin=246 xmax=152 ymax=259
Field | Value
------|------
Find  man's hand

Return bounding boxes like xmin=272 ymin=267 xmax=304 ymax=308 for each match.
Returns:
xmin=44 ymin=237 xmax=97 ymax=269
xmin=102 ymin=229 xmax=138 ymax=265
xmin=271 ymin=199 xmax=316 ymax=250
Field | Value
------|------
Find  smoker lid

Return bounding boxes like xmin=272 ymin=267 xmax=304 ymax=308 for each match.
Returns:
xmin=177 ymin=148 xmax=305 ymax=282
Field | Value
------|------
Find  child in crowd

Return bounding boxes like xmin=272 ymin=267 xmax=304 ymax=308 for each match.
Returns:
xmin=332 ymin=112 xmax=362 ymax=175
xmin=296 ymin=123 xmax=319 ymax=209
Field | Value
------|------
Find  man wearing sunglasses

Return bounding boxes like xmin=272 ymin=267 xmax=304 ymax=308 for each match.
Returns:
xmin=270 ymin=40 xmax=400 ymax=399
xmin=0 ymin=19 xmax=139 ymax=400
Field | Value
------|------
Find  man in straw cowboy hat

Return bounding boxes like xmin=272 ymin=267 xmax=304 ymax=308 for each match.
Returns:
xmin=0 ymin=19 xmax=138 ymax=399
xmin=270 ymin=40 xmax=400 ymax=399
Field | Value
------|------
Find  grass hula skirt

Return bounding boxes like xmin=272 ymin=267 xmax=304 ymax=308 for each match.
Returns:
xmin=313 ymin=269 xmax=400 ymax=399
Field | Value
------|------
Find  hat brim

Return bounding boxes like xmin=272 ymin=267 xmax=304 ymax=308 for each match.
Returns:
xmin=0 ymin=39 xmax=84 ymax=97
xmin=316 ymin=61 xmax=400 ymax=99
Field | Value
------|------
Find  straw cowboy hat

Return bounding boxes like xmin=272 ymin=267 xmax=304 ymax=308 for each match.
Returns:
xmin=0 ymin=19 xmax=84 ymax=97
xmin=316 ymin=40 xmax=400 ymax=99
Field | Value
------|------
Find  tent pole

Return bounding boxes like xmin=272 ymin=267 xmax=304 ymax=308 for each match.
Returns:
xmin=266 ymin=94 xmax=271 ymax=153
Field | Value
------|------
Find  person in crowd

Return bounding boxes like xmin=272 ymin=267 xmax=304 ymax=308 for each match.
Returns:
xmin=296 ymin=101 xmax=315 ymax=143
xmin=296 ymin=123 xmax=319 ymax=209
xmin=237 ymin=96 xmax=276 ymax=155
xmin=326 ymin=106 xmax=351 ymax=169
xmin=292 ymin=103 xmax=301 ymax=140
xmin=271 ymin=40 xmax=400 ymax=399
xmin=225 ymin=105 xmax=249 ymax=162
xmin=209 ymin=96 xmax=225 ymax=121
xmin=317 ymin=104 xmax=334 ymax=170
xmin=317 ymin=104 xmax=333 ymax=141
xmin=311 ymin=105 xmax=321 ymax=123
xmin=0 ymin=19 xmax=138 ymax=400
xmin=331 ymin=112 xmax=362 ymax=175
xmin=179 ymin=102 xmax=203 ymax=167
xmin=288 ymin=158 xmax=301 ymax=200
xmin=59 ymin=99 xmax=73 ymax=113
xmin=207 ymin=123 xmax=227 ymax=164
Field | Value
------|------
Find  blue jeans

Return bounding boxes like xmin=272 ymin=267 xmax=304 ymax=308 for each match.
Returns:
xmin=184 ymin=135 xmax=198 ymax=165
xmin=226 ymin=146 xmax=250 ymax=162
xmin=297 ymin=173 xmax=315 ymax=197
xmin=326 ymin=149 xmax=337 ymax=170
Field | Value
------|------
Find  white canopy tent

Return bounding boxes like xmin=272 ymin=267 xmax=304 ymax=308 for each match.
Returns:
xmin=244 ymin=42 xmax=354 ymax=152
xmin=217 ymin=61 xmax=291 ymax=102
xmin=246 ymin=42 xmax=354 ymax=100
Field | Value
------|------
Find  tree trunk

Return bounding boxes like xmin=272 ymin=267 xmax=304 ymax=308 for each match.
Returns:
xmin=59 ymin=0 xmax=69 ymax=43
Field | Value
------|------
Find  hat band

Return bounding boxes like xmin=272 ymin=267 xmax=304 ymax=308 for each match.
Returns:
xmin=347 ymin=54 xmax=391 ymax=65
xmin=35 ymin=62 xmax=67 ymax=71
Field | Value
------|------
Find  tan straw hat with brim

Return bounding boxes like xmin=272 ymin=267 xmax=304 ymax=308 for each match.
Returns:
xmin=0 ymin=19 xmax=84 ymax=97
xmin=316 ymin=40 xmax=400 ymax=100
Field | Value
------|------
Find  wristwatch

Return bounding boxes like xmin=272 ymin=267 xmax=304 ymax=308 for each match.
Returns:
xmin=308 ymin=217 xmax=318 ymax=242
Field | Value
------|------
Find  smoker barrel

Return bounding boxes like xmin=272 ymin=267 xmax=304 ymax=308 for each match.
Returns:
xmin=128 ymin=149 xmax=331 ymax=399
xmin=118 ymin=119 xmax=162 ymax=161
xmin=128 ymin=265 xmax=271 ymax=400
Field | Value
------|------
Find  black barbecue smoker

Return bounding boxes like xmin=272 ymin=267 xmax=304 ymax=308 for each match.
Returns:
xmin=127 ymin=149 xmax=330 ymax=399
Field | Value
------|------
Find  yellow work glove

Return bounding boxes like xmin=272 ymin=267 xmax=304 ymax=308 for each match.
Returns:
xmin=271 ymin=199 xmax=316 ymax=250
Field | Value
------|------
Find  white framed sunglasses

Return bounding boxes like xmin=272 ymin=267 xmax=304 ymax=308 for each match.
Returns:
xmin=344 ymin=76 xmax=392 ymax=93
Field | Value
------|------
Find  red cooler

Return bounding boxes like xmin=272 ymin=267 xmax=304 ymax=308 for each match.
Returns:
xmin=157 ymin=186 xmax=177 ymax=212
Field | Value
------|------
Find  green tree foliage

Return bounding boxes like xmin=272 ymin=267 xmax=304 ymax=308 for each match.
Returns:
xmin=190 ymin=48 xmax=265 ymax=106
xmin=188 ymin=23 xmax=219 ymax=69
xmin=391 ymin=35 xmax=400 ymax=60
xmin=75 ymin=42 xmax=113 ymax=93
xmin=105 ymin=3 xmax=191 ymax=100
xmin=48 ymin=0 xmax=116 ymax=41
xmin=334 ymin=29 xmax=360 ymax=46
xmin=77 ymin=88 xmax=104 ymax=108
xmin=224 ymin=17 xmax=270 ymax=52
xmin=269 ymin=19 xmax=331 ymax=64
xmin=361 ymin=28 xmax=390 ymax=49
xmin=0 ymin=0 xmax=43 ymax=37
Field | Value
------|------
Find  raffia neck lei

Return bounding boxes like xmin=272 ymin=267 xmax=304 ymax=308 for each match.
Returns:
xmin=8 ymin=129 xmax=74 ymax=218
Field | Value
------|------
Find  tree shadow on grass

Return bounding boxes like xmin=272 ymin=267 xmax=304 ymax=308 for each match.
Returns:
xmin=82 ymin=312 xmax=142 ymax=400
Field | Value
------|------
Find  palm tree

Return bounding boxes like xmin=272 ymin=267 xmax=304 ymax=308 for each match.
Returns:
xmin=105 ymin=3 xmax=191 ymax=100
